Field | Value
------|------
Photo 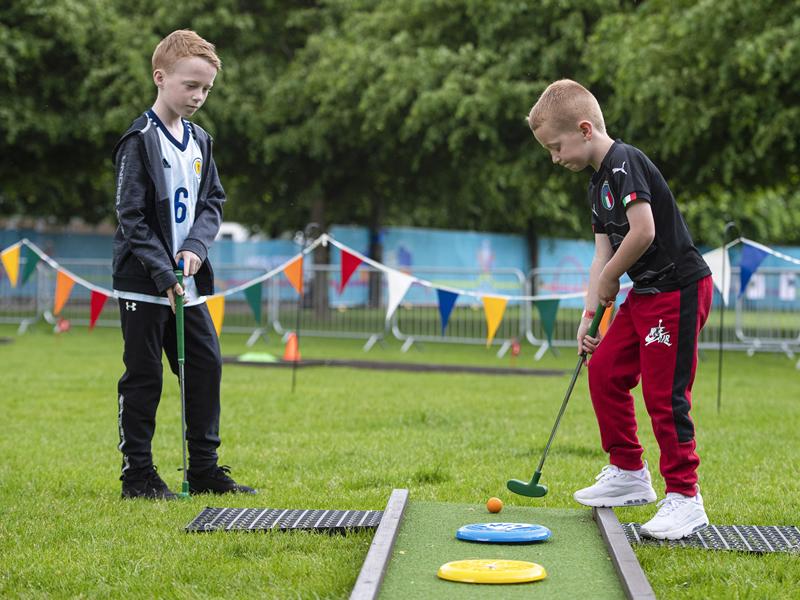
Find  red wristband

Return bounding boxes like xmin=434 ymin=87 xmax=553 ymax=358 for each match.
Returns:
xmin=582 ymin=309 xmax=596 ymax=319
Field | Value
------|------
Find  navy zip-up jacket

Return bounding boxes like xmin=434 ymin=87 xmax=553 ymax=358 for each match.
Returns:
xmin=111 ymin=112 xmax=225 ymax=296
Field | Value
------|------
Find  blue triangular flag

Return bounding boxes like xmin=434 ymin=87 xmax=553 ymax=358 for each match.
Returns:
xmin=739 ymin=243 xmax=769 ymax=297
xmin=436 ymin=289 xmax=459 ymax=335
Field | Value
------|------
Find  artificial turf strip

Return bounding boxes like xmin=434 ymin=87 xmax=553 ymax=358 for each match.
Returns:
xmin=379 ymin=501 xmax=625 ymax=599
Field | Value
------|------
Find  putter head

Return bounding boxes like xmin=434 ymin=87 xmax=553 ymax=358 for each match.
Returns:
xmin=506 ymin=470 xmax=549 ymax=498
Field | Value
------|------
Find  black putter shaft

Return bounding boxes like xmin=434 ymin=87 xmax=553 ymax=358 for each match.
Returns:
xmin=507 ymin=304 xmax=606 ymax=498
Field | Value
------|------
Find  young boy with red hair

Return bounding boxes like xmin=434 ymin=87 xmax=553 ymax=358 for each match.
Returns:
xmin=528 ymin=79 xmax=712 ymax=540
xmin=112 ymin=30 xmax=255 ymax=499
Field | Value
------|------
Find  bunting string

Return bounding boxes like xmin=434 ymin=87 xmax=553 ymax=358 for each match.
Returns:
xmin=2 ymin=234 xmax=797 ymax=334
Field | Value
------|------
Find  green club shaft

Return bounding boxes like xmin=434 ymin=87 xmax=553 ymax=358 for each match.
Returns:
xmin=534 ymin=304 xmax=605 ymax=471
xmin=507 ymin=303 xmax=607 ymax=497
xmin=174 ymin=266 xmax=189 ymax=498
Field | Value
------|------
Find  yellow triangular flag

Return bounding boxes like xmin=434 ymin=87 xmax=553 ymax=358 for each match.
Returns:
xmin=283 ymin=255 xmax=303 ymax=296
xmin=206 ymin=295 xmax=225 ymax=337
xmin=1 ymin=244 xmax=21 ymax=288
xmin=54 ymin=270 xmax=76 ymax=315
xmin=482 ymin=295 xmax=508 ymax=347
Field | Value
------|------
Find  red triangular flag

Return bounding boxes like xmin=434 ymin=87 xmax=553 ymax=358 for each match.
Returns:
xmin=89 ymin=291 xmax=109 ymax=330
xmin=340 ymin=249 xmax=363 ymax=293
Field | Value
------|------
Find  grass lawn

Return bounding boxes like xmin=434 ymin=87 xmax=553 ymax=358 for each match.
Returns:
xmin=1 ymin=323 xmax=799 ymax=599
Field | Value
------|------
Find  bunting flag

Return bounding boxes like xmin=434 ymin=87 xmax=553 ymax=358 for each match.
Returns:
xmin=702 ymin=246 xmax=732 ymax=306
xmin=482 ymin=295 xmax=508 ymax=347
xmin=20 ymin=245 xmax=41 ymax=285
xmin=339 ymin=249 xmax=363 ymax=293
xmin=89 ymin=291 xmax=109 ymax=330
xmin=534 ymin=299 xmax=559 ymax=346
xmin=206 ymin=295 xmax=225 ymax=336
xmin=1 ymin=243 xmax=21 ymax=287
xmin=599 ymin=303 xmax=614 ymax=337
xmin=283 ymin=255 xmax=303 ymax=296
xmin=244 ymin=282 xmax=262 ymax=325
xmin=54 ymin=270 xmax=76 ymax=315
xmin=385 ymin=269 xmax=415 ymax=321
xmin=436 ymin=289 xmax=459 ymax=335
xmin=739 ymin=242 xmax=769 ymax=298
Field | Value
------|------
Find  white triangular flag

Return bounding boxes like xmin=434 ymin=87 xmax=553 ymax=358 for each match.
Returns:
xmin=385 ymin=270 xmax=415 ymax=321
xmin=703 ymin=246 xmax=731 ymax=306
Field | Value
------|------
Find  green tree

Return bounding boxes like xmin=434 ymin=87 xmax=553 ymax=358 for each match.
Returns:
xmin=585 ymin=0 xmax=800 ymax=244
xmin=0 ymin=0 xmax=151 ymax=223
xmin=255 ymin=0 xmax=624 ymax=245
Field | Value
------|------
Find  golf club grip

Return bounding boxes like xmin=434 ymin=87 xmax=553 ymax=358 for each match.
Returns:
xmin=586 ymin=303 xmax=607 ymax=339
xmin=174 ymin=262 xmax=184 ymax=363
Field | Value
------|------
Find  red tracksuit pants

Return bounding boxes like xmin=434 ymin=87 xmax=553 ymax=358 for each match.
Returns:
xmin=587 ymin=275 xmax=712 ymax=496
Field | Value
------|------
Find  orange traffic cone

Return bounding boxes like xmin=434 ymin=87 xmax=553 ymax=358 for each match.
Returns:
xmin=283 ymin=332 xmax=301 ymax=362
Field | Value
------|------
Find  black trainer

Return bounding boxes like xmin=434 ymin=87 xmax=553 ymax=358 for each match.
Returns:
xmin=121 ymin=466 xmax=177 ymax=500
xmin=187 ymin=464 xmax=257 ymax=495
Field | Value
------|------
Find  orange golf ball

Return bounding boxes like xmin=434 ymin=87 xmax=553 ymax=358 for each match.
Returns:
xmin=486 ymin=497 xmax=503 ymax=513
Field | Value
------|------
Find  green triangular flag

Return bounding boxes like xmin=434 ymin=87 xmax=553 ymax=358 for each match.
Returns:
xmin=244 ymin=282 xmax=263 ymax=325
xmin=534 ymin=299 xmax=560 ymax=347
xmin=20 ymin=245 xmax=41 ymax=285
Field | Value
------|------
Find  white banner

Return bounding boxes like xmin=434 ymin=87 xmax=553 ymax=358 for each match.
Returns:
xmin=702 ymin=246 xmax=732 ymax=306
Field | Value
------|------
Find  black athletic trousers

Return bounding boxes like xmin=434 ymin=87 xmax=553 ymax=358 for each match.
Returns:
xmin=117 ymin=298 xmax=222 ymax=478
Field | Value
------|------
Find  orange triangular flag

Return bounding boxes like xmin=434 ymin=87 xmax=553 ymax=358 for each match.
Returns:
xmin=599 ymin=304 xmax=614 ymax=337
xmin=482 ymin=295 xmax=508 ymax=347
xmin=206 ymin=295 xmax=225 ymax=337
xmin=54 ymin=270 xmax=76 ymax=315
xmin=283 ymin=255 xmax=303 ymax=296
xmin=1 ymin=244 xmax=21 ymax=288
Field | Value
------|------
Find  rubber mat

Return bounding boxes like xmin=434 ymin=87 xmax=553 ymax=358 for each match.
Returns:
xmin=186 ymin=507 xmax=383 ymax=533
xmin=623 ymin=522 xmax=800 ymax=553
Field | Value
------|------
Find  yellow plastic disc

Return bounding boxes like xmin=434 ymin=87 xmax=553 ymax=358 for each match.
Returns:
xmin=437 ymin=559 xmax=547 ymax=584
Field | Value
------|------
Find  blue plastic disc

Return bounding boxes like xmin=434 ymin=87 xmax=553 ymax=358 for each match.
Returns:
xmin=456 ymin=522 xmax=552 ymax=544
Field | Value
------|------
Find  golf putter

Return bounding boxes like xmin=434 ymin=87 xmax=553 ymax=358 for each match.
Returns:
xmin=507 ymin=303 xmax=607 ymax=497
xmin=174 ymin=260 xmax=190 ymax=499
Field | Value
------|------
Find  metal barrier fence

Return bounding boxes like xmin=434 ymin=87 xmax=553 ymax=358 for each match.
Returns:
xmin=390 ymin=266 xmax=528 ymax=355
xmin=3 ymin=259 xmax=798 ymax=364
xmin=526 ymin=266 xmax=800 ymax=359
xmin=733 ymin=266 xmax=800 ymax=358
xmin=270 ymin=264 xmax=388 ymax=348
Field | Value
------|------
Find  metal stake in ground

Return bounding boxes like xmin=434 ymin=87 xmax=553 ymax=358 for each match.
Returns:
xmin=174 ymin=260 xmax=190 ymax=499
xmin=507 ymin=304 xmax=606 ymax=498
xmin=717 ymin=221 xmax=737 ymax=414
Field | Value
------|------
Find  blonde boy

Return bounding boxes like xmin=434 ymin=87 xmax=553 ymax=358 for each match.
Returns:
xmin=112 ymin=30 xmax=254 ymax=498
xmin=529 ymin=80 xmax=712 ymax=540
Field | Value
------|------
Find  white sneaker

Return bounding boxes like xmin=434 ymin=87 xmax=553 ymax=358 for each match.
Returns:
xmin=640 ymin=491 xmax=709 ymax=540
xmin=573 ymin=462 xmax=657 ymax=507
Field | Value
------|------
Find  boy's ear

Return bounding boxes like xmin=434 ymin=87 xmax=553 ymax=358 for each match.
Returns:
xmin=579 ymin=120 xmax=594 ymax=141
xmin=153 ymin=69 xmax=165 ymax=88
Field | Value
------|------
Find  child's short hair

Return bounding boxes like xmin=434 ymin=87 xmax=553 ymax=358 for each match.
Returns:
xmin=528 ymin=79 xmax=605 ymax=134
xmin=152 ymin=29 xmax=221 ymax=73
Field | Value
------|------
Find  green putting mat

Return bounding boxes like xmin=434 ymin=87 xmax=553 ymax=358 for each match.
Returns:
xmin=379 ymin=501 xmax=625 ymax=599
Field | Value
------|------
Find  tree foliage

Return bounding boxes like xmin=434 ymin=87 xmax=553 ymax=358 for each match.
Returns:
xmin=585 ymin=0 xmax=800 ymax=243
xmin=2 ymin=0 xmax=800 ymax=245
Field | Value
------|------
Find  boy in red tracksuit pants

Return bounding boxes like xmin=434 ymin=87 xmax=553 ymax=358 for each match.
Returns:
xmin=527 ymin=80 xmax=712 ymax=540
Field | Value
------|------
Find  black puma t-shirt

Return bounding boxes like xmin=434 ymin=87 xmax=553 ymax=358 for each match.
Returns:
xmin=588 ymin=140 xmax=710 ymax=293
